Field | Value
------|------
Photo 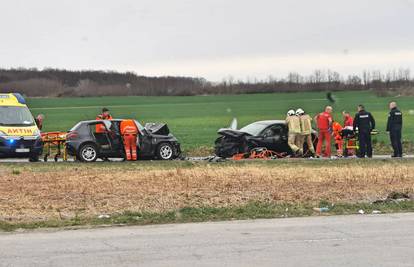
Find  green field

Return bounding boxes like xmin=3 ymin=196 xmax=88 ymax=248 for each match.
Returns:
xmin=26 ymin=91 xmax=414 ymax=152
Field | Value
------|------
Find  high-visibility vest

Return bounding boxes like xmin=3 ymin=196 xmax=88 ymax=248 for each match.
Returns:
xmin=120 ymin=120 xmax=138 ymax=135
xmin=95 ymin=114 xmax=113 ymax=133
xmin=332 ymin=122 xmax=343 ymax=141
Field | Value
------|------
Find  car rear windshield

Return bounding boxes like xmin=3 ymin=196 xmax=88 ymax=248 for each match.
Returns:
xmin=240 ymin=122 xmax=269 ymax=136
xmin=0 ymin=106 xmax=35 ymax=126
xmin=69 ymin=122 xmax=82 ymax=131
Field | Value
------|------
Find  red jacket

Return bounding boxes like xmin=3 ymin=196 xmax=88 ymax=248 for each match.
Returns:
xmin=344 ymin=115 xmax=353 ymax=127
xmin=317 ymin=112 xmax=332 ymax=131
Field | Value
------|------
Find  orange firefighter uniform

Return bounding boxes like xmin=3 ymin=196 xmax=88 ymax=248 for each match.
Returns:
xmin=120 ymin=119 xmax=139 ymax=161
xmin=332 ymin=122 xmax=343 ymax=157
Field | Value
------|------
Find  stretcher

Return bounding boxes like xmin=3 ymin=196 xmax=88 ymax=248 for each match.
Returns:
xmin=341 ymin=129 xmax=358 ymax=157
xmin=41 ymin=131 xmax=68 ymax=162
xmin=341 ymin=129 xmax=379 ymax=157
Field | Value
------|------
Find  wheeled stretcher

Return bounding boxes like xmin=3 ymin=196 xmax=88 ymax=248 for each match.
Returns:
xmin=41 ymin=132 xmax=68 ymax=162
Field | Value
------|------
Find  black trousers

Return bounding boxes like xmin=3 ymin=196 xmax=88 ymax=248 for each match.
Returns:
xmin=358 ymin=131 xmax=372 ymax=158
xmin=390 ymin=128 xmax=403 ymax=157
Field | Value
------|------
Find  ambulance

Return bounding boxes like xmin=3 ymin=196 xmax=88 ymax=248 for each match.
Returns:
xmin=0 ymin=93 xmax=43 ymax=161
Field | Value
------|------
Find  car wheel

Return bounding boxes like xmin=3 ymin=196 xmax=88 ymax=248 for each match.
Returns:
xmin=78 ymin=144 xmax=98 ymax=162
xmin=157 ymin=143 xmax=174 ymax=160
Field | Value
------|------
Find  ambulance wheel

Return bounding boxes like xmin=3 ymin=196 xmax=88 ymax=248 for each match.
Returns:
xmin=78 ymin=143 xmax=98 ymax=162
xmin=156 ymin=143 xmax=174 ymax=160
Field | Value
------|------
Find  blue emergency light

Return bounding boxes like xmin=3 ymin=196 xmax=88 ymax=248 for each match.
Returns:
xmin=8 ymin=139 xmax=15 ymax=144
xmin=12 ymin=93 xmax=26 ymax=104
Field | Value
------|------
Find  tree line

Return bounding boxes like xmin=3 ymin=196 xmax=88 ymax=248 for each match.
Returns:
xmin=0 ymin=68 xmax=413 ymax=97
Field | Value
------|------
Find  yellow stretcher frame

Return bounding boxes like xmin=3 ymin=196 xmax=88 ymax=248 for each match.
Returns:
xmin=41 ymin=132 xmax=68 ymax=162
xmin=342 ymin=130 xmax=379 ymax=157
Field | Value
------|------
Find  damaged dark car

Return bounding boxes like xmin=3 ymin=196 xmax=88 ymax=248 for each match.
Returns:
xmin=214 ymin=119 xmax=317 ymax=158
xmin=66 ymin=119 xmax=181 ymax=162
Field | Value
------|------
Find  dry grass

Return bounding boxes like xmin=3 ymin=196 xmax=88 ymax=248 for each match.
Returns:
xmin=0 ymin=162 xmax=413 ymax=222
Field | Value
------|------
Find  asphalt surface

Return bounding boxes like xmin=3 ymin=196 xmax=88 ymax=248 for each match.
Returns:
xmin=1 ymin=213 xmax=413 ymax=267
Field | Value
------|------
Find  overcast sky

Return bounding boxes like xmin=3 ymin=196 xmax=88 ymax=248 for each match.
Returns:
xmin=1 ymin=0 xmax=413 ymax=81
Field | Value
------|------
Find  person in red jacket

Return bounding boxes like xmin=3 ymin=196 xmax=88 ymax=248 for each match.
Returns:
xmin=314 ymin=106 xmax=333 ymax=158
xmin=342 ymin=111 xmax=354 ymax=127
xmin=342 ymin=111 xmax=356 ymax=156
xmin=120 ymin=119 xmax=139 ymax=161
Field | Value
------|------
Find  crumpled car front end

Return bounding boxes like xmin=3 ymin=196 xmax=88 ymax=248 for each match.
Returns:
xmin=214 ymin=128 xmax=251 ymax=158
xmin=143 ymin=122 xmax=182 ymax=159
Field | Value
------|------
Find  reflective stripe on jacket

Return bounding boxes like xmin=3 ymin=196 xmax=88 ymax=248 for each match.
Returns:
xmin=286 ymin=115 xmax=301 ymax=134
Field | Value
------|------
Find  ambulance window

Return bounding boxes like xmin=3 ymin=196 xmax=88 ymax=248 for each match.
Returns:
xmin=0 ymin=106 xmax=35 ymax=126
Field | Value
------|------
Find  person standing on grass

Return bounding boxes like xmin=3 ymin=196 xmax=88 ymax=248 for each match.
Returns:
xmin=315 ymin=106 xmax=333 ymax=158
xmin=386 ymin=101 xmax=403 ymax=158
xmin=342 ymin=111 xmax=353 ymax=127
xmin=120 ymin=119 xmax=139 ymax=161
xmin=332 ymin=121 xmax=344 ymax=157
xmin=296 ymin=108 xmax=315 ymax=156
xmin=342 ymin=110 xmax=355 ymax=156
xmin=353 ymin=104 xmax=376 ymax=158
xmin=286 ymin=109 xmax=301 ymax=156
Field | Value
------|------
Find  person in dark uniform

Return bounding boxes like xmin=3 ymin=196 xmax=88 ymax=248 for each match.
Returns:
xmin=386 ymin=101 xmax=403 ymax=157
xmin=353 ymin=105 xmax=376 ymax=158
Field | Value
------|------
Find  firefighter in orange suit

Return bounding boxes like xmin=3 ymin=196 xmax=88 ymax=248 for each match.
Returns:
xmin=332 ymin=121 xmax=343 ymax=157
xmin=120 ymin=119 xmax=139 ymax=161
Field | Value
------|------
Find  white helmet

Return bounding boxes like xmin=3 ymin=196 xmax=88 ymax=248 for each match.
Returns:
xmin=296 ymin=108 xmax=305 ymax=116
xmin=287 ymin=109 xmax=295 ymax=116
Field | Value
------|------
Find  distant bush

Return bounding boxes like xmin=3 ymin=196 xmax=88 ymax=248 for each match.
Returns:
xmin=0 ymin=67 xmax=413 ymax=97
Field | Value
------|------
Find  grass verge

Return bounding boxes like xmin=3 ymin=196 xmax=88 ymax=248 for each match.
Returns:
xmin=1 ymin=200 xmax=413 ymax=232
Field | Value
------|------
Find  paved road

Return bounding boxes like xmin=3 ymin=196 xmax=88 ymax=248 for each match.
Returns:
xmin=1 ymin=213 xmax=413 ymax=267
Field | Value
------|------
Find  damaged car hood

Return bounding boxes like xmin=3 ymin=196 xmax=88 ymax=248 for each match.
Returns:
xmin=144 ymin=123 xmax=170 ymax=135
xmin=217 ymin=128 xmax=252 ymax=138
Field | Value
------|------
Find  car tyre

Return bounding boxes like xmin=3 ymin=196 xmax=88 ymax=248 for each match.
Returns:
xmin=78 ymin=143 xmax=98 ymax=162
xmin=156 ymin=142 xmax=174 ymax=160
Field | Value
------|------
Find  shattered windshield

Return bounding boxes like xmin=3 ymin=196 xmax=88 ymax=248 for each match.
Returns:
xmin=240 ymin=122 xmax=269 ymax=136
xmin=0 ymin=106 xmax=35 ymax=126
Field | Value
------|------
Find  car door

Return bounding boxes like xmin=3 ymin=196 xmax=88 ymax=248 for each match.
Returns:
xmin=259 ymin=124 xmax=290 ymax=151
xmin=88 ymin=121 xmax=114 ymax=154
xmin=107 ymin=121 xmax=123 ymax=154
